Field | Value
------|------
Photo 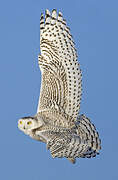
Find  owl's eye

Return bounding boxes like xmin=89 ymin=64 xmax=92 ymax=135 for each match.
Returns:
xmin=27 ymin=121 xmax=32 ymax=125
xmin=19 ymin=121 xmax=22 ymax=125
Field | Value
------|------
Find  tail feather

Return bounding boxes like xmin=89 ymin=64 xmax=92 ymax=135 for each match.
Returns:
xmin=76 ymin=114 xmax=101 ymax=158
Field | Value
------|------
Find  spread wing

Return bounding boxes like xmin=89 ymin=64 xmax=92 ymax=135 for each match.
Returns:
xmin=37 ymin=9 xmax=82 ymax=121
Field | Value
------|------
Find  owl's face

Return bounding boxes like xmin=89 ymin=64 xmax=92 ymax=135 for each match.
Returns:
xmin=18 ymin=116 xmax=40 ymax=135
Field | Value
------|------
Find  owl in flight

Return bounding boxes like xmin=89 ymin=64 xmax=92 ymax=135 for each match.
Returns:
xmin=18 ymin=9 xmax=101 ymax=164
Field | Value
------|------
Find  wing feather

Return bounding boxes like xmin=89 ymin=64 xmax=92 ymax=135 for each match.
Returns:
xmin=37 ymin=9 xmax=82 ymax=121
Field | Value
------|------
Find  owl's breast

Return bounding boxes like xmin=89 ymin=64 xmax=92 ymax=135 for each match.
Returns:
xmin=27 ymin=129 xmax=46 ymax=143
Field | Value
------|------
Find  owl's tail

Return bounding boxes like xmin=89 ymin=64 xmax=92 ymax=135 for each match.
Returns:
xmin=76 ymin=114 xmax=101 ymax=158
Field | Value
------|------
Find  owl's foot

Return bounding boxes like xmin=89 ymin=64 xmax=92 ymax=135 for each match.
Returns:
xmin=67 ymin=157 xmax=76 ymax=164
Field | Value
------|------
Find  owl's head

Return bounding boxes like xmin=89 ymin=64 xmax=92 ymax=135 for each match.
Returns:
xmin=18 ymin=116 xmax=44 ymax=135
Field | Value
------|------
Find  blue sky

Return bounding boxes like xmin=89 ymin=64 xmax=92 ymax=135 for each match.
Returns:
xmin=0 ymin=0 xmax=118 ymax=179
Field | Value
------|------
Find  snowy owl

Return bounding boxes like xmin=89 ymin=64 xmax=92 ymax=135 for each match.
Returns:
xmin=18 ymin=9 xmax=101 ymax=164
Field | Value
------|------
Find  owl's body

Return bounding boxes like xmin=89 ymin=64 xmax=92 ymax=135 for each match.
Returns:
xmin=18 ymin=9 xmax=101 ymax=163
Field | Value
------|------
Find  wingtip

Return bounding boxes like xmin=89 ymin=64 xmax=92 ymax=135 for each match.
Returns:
xmin=45 ymin=9 xmax=50 ymax=16
xmin=52 ymin=9 xmax=57 ymax=13
xmin=58 ymin=11 xmax=63 ymax=21
xmin=40 ymin=13 xmax=44 ymax=20
xmin=52 ymin=9 xmax=57 ymax=19
xmin=58 ymin=11 xmax=63 ymax=17
xmin=40 ymin=13 xmax=44 ymax=30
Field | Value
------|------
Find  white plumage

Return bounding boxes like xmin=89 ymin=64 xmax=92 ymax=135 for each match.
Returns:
xmin=18 ymin=9 xmax=101 ymax=164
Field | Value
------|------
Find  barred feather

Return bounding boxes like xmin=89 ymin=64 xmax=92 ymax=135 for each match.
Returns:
xmin=47 ymin=115 xmax=101 ymax=160
xmin=37 ymin=9 xmax=82 ymax=122
xmin=18 ymin=9 xmax=101 ymax=164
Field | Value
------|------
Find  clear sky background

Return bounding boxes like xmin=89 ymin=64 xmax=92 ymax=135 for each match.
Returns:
xmin=0 ymin=0 xmax=118 ymax=179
